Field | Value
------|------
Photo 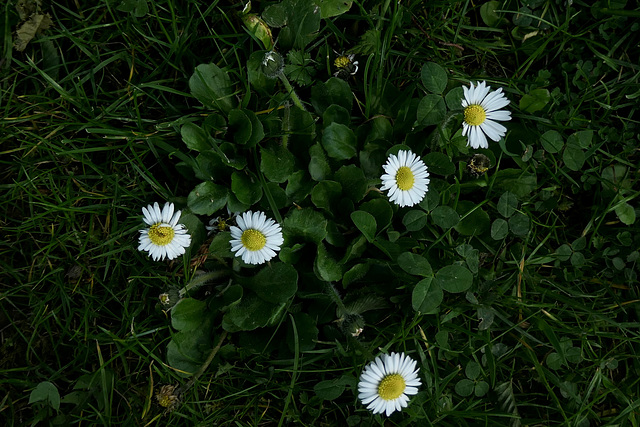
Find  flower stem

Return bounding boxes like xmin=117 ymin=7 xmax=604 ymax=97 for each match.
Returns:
xmin=278 ymin=74 xmax=305 ymax=111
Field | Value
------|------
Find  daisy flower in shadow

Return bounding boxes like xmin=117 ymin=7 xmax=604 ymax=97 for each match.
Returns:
xmin=380 ymin=150 xmax=430 ymax=207
xmin=358 ymin=352 xmax=421 ymax=416
xmin=229 ymin=211 xmax=283 ymax=265
xmin=461 ymin=81 xmax=511 ymax=149
xmin=138 ymin=202 xmax=191 ymax=261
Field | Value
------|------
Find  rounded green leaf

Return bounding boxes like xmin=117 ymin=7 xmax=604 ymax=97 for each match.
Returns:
xmin=287 ymin=312 xmax=319 ymax=352
xmin=187 ymin=182 xmax=228 ymax=215
xmin=421 ymin=62 xmax=448 ymax=94
xmin=322 ymin=122 xmax=357 ymax=160
xmin=491 ymin=218 xmax=509 ymax=240
xmin=424 ymin=152 xmax=455 ymax=176
xmin=431 ymin=205 xmax=459 ymax=229
xmin=435 ymin=265 xmax=473 ymax=293
xmin=455 ymin=203 xmax=490 ymax=236
xmin=314 ymin=376 xmax=353 ymax=400
xmin=398 ymin=252 xmax=433 ymax=277
xmin=224 ymin=294 xmax=287 ymax=331
xmin=359 ymin=199 xmax=393 ymax=232
xmin=309 ymin=143 xmax=331 ymax=181
xmin=417 ymin=94 xmax=446 ymax=126
xmin=615 ymin=202 xmax=636 ymax=225
xmin=465 ymin=361 xmax=482 ymax=380
xmin=231 ymin=171 xmax=263 ymax=205
xmin=189 ymin=63 xmax=236 ymax=113
xmin=519 ymin=88 xmax=550 ymax=113
xmin=445 ymin=86 xmax=464 ymax=111
xmin=181 ymin=123 xmax=210 ymax=152
xmin=403 ymin=210 xmax=428 ymax=231
xmin=541 ymin=130 xmax=563 ymax=154
xmin=284 ymin=208 xmax=327 ymax=243
xmin=480 ymin=0 xmax=502 ymax=26
xmin=475 ymin=381 xmax=490 ymax=397
xmin=171 ymin=298 xmax=208 ymax=331
xmin=508 ymin=212 xmax=530 ymax=236
xmin=29 ymin=381 xmax=60 ymax=411
xmin=334 ymin=165 xmax=367 ymax=202
xmin=498 ymin=191 xmax=518 ymax=218
xmin=228 ymin=109 xmax=253 ymax=145
xmin=261 ymin=144 xmax=294 ymax=183
xmin=351 ymin=210 xmax=377 ymax=242
xmin=312 ymin=180 xmax=342 ymax=210
xmin=412 ymin=277 xmax=443 ymax=313
xmin=563 ymin=143 xmax=585 ymax=171
xmin=315 ymin=243 xmax=342 ymax=282
xmin=248 ymin=263 xmax=298 ymax=303
xmin=455 ymin=379 xmax=475 ymax=397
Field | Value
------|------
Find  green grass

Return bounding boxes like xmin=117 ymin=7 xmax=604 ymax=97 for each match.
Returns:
xmin=2 ymin=0 xmax=640 ymax=425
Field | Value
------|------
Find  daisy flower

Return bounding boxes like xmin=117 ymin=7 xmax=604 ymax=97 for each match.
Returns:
xmin=380 ymin=150 xmax=430 ymax=207
xmin=229 ymin=211 xmax=284 ymax=265
xmin=138 ymin=202 xmax=191 ymax=261
xmin=358 ymin=352 xmax=422 ymax=416
xmin=461 ymin=81 xmax=511 ymax=149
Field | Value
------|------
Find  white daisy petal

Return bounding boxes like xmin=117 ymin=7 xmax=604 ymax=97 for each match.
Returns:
xmin=357 ymin=352 xmax=421 ymax=416
xmin=138 ymin=202 xmax=191 ymax=261
xmin=380 ymin=150 xmax=430 ymax=207
xmin=461 ymin=80 xmax=511 ymax=149
xmin=229 ymin=210 xmax=283 ymax=265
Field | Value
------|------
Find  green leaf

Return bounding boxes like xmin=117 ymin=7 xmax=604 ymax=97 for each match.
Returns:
xmin=359 ymin=199 xmax=393 ymax=232
xmin=455 ymin=202 xmax=490 ymax=236
xmin=322 ymin=122 xmax=357 ymax=160
xmin=189 ymin=63 xmax=236 ymax=114
xmin=166 ymin=326 xmax=213 ymax=376
xmin=310 ymin=77 xmax=353 ymax=114
xmin=540 ymin=130 xmax=563 ymax=153
xmin=181 ymin=123 xmax=210 ymax=152
xmin=224 ymin=293 xmax=287 ymax=331
xmin=431 ymin=205 xmax=460 ymax=229
xmin=171 ymin=298 xmax=209 ymax=332
xmin=117 ymin=0 xmax=148 ymax=17
xmin=493 ymin=169 xmax=537 ymax=198
xmin=314 ymin=375 xmax=353 ymax=400
xmin=261 ymin=144 xmax=295 ymax=183
xmin=316 ymin=242 xmax=342 ymax=282
xmin=247 ymin=263 xmax=298 ymax=303
xmin=309 ymin=143 xmax=331 ymax=181
xmin=456 ymin=243 xmax=480 ymax=274
xmin=284 ymin=208 xmax=327 ymax=243
xmin=412 ymin=277 xmax=443 ymax=313
xmin=287 ymin=312 xmax=319 ymax=352
xmin=208 ymin=231 xmax=233 ymax=258
xmin=615 ymin=203 xmax=636 ymax=225
xmin=497 ymin=191 xmax=518 ymax=218
xmin=187 ymin=182 xmax=228 ymax=215
xmin=343 ymin=263 xmax=370 ymax=287
xmin=509 ymin=212 xmax=530 ymax=236
xmin=315 ymin=0 xmax=353 ymax=18
xmin=398 ymin=252 xmax=433 ymax=277
xmin=311 ymin=180 xmax=342 ymax=210
xmin=286 ymin=170 xmax=314 ymax=202
xmin=435 ymin=265 xmax=473 ymax=293
xmin=445 ymin=87 xmax=464 ymax=111
xmin=491 ymin=218 xmax=509 ymax=240
xmin=465 ymin=361 xmax=482 ymax=380
xmin=403 ymin=210 xmax=428 ymax=231
xmin=480 ymin=1 xmax=502 ymax=26
xmin=475 ymin=381 xmax=490 ymax=397
xmin=419 ymin=189 xmax=440 ymax=211
xmin=519 ymin=88 xmax=550 ymax=113
xmin=228 ymin=109 xmax=252 ymax=145
xmin=231 ymin=171 xmax=263 ymax=205
xmin=563 ymin=141 xmax=585 ymax=171
xmin=351 ymin=211 xmax=377 ymax=242
xmin=424 ymin=152 xmax=455 ymax=175
xmin=417 ymin=94 xmax=446 ymax=126
xmin=29 ymin=381 xmax=60 ymax=411
xmin=455 ymin=379 xmax=475 ymax=397
xmin=421 ymin=62 xmax=448 ymax=94
xmin=334 ymin=165 xmax=367 ymax=202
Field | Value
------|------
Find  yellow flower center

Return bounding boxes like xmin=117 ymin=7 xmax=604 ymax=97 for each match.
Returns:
xmin=334 ymin=56 xmax=351 ymax=69
xmin=395 ymin=166 xmax=415 ymax=191
xmin=241 ymin=229 xmax=267 ymax=251
xmin=377 ymin=373 xmax=406 ymax=400
xmin=464 ymin=104 xmax=486 ymax=126
xmin=148 ymin=224 xmax=175 ymax=246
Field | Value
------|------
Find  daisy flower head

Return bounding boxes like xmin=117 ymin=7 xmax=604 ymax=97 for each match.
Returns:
xmin=461 ymin=81 xmax=512 ymax=149
xmin=380 ymin=150 xmax=430 ymax=207
xmin=358 ymin=352 xmax=421 ymax=416
xmin=229 ymin=211 xmax=284 ymax=265
xmin=138 ymin=202 xmax=191 ymax=261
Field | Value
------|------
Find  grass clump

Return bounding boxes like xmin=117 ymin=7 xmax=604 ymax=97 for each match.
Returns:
xmin=1 ymin=0 xmax=639 ymax=425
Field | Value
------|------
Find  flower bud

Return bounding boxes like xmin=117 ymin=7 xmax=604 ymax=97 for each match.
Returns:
xmin=261 ymin=51 xmax=285 ymax=79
